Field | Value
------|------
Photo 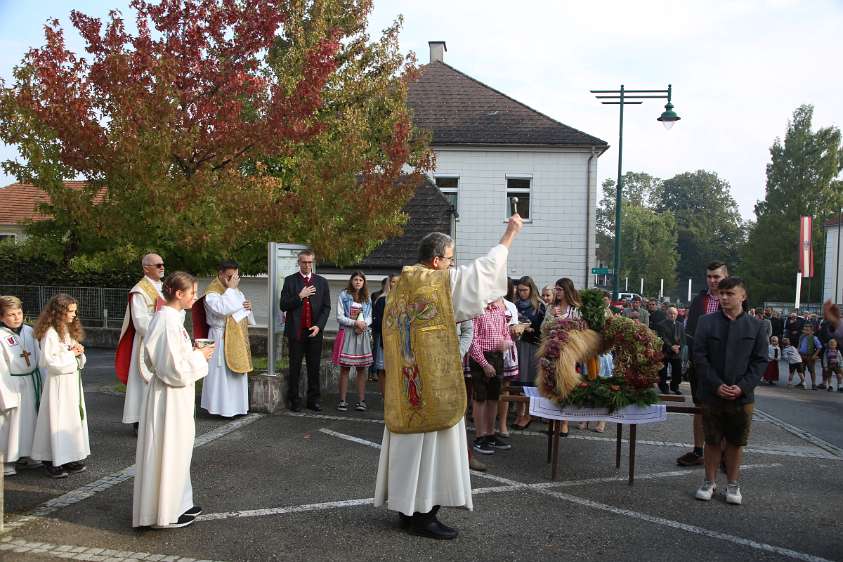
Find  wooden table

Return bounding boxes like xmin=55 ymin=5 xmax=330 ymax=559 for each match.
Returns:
xmin=502 ymin=390 xmax=690 ymax=485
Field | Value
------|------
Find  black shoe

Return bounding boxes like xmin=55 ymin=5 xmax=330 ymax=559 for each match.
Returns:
xmin=486 ymin=435 xmax=511 ymax=450
xmin=398 ymin=512 xmax=411 ymax=529
xmin=289 ymin=402 xmax=302 ymax=412
xmin=408 ymin=509 xmax=458 ymax=540
xmin=658 ymin=384 xmax=669 ymax=394
xmin=308 ymin=403 xmax=322 ymax=412
xmin=184 ymin=505 xmax=202 ymax=517
xmin=152 ymin=514 xmax=195 ymax=529
xmin=473 ymin=438 xmax=495 ymax=455
xmin=133 ymin=422 xmax=139 ymax=437
xmin=671 ymin=389 xmax=682 ymax=395
xmin=63 ymin=461 xmax=87 ymax=474
xmin=45 ymin=463 xmax=68 ymax=479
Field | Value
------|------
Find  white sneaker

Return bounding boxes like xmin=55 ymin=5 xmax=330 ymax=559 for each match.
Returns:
xmin=4 ymin=463 xmax=16 ymax=476
xmin=695 ymin=480 xmax=716 ymax=501
xmin=726 ymin=483 xmax=742 ymax=505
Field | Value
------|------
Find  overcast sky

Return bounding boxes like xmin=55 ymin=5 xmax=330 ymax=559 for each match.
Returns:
xmin=1 ymin=0 xmax=841 ymax=219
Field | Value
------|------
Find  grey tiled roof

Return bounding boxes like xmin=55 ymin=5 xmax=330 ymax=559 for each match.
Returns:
xmin=319 ymin=176 xmax=452 ymax=273
xmin=408 ymin=61 xmax=607 ymax=147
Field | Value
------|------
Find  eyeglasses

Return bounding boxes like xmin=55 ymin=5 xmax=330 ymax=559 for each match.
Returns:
xmin=299 ymin=260 xmax=314 ymax=265
xmin=145 ymin=263 xmax=165 ymax=268
xmin=436 ymin=255 xmax=455 ymax=262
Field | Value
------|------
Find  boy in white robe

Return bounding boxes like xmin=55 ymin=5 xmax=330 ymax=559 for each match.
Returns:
xmin=374 ymin=214 xmax=522 ymax=539
xmin=0 ymin=296 xmax=43 ymax=476
xmin=31 ymin=294 xmax=88 ymax=479
xmin=199 ymin=260 xmax=254 ymax=417
xmin=133 ymin=272 xmax=213 ymax=529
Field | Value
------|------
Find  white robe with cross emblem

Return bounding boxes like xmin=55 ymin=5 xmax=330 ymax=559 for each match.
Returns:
xmin=0 ymin=324 xmax=42 ymax=462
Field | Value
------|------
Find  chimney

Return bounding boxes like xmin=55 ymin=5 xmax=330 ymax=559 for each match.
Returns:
xmin=429 ymin=41 xmax=447 ymax=63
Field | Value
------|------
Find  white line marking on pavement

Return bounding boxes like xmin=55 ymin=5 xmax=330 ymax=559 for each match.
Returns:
xmin=754 ymin=408 xmax=843 ymax=457
xmin=2 ymin=413 xmax=265 ymax=535
xmin=197 ymin=498 xmax=375 ymax=521
xmin=293 ymin=411 xmax=839 ymax=460
xmin=319 ymin=428 xmax=825 ymax=562
xmin=0 ymin=537 xmax=225 ymax=562
xmin=319 ymin=428 xmax=382 ymax=449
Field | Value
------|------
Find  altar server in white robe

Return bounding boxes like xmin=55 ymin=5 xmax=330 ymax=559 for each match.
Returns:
xmin=200 ymin=260 xmax=254 ymax=417
xmin=374 ymin=213 xmax=523 ymax=539
xmin=133 ymin=272 xmax=214 ymax=529
xmin=31 ymin=294 xmax=89 ymax=479
xmin=116 ymin=254 xmax=166 ymax=433
xmin=0 ymin=296 xmax=43 ymax=476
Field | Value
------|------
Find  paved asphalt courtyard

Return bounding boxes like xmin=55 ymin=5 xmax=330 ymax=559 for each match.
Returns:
xmin=1 ymin=349 xmax=841 ymax=562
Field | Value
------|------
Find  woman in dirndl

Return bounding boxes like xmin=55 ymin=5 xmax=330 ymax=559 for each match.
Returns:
xmin=334 ymin=272 xmax=373 ymax=413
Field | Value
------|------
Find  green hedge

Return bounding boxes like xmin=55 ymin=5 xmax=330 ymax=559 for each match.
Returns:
xmin=0 ymin=242 xmax=138 ymax=287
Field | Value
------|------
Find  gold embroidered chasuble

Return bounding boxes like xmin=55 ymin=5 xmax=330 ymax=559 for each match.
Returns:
xmin=383 ymin=265 xmax=466 ymax=434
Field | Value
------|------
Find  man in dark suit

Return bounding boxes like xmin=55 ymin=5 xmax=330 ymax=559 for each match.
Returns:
xmin=280 ymin=249 xmax=331 ymax=412
xmin=657 ymin=306 xmax=686 ymax=394
xmin=692 ymin=276 xmax=766 ymax=505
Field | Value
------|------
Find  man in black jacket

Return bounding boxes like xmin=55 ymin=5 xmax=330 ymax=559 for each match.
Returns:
xmin=657 ymin=306 xmax=685 ymax=394
xmin=692 ymin=277 xmax=766 ymax=505
xmin=280 ymin=249 xmax=332 ymax=412
xmin=676 ymin=261 xmax=728 ymax=467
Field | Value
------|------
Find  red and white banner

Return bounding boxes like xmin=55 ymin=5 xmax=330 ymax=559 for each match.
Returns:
xmin=799 ymin=216 xmax=814 ymax=278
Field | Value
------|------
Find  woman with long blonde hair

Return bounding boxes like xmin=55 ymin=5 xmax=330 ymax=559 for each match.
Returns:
xmin=31 ymin=294 xmax=88 ymax=479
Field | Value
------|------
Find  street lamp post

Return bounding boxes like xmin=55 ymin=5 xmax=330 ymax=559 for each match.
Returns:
xmin=591 ymin=84 xmax=680 ymax=299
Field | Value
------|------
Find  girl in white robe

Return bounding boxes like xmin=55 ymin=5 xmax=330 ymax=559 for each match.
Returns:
xmin=0 ymin=296 xmax=43 ymax=476
xmin=133 ymin=272 xmax=214 ymax=529
xmin=31 ymin=294 xmax=88 ymax=479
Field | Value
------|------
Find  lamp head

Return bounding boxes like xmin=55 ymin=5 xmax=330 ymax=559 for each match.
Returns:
xmin=657 ymin=101 xmax=680 ymax=130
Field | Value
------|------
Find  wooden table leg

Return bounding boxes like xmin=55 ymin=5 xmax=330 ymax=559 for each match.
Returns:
xmin=546 ymin=420 xmax=553 ymax=463
xmin=628 ymin=424 xmax=637 ymax=485
xmin=615 ymin=423 xmax=623 ymax=468
xmin=551 ymin=421 xmax=561 ymax=480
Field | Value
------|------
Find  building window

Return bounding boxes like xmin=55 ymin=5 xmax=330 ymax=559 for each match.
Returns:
xmin=0 ymin=234 xmax=16 ymax=243
xmin=506 ymin=177 xmax=531 ymax=219
xmin=435 ymin=176 xmax=459 ymax=216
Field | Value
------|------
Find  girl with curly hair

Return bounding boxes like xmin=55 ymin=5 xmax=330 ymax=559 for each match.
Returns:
xmin=31 ymin=294 xmax=89 ymax=479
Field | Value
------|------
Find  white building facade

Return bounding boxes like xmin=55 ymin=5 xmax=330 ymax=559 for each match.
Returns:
xmin=411 ymin=42 xmax=607 ymax=290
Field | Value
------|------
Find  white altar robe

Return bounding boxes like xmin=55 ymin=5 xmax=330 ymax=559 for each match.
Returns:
xmin=0 ymin=324 xmax=42 ymax=462
xmin=200 ymin=288 xmax=252 ymax=417
xmin=31 ymin=328 xmax=89 ymax=466
xmin=133 ymin=306 xmax=208 ymax=528
xmin=374 ymin=244 xmax=509 ymax=515
xmin=122 ymin=277 xmax=163 ymax=424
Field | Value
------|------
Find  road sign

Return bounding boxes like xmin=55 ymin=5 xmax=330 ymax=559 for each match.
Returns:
xmin=591 ymin=267 xmax=611 ymax=275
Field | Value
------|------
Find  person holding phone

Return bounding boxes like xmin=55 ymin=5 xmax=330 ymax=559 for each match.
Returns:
xmin=279 ymin=249 xmax=331 ymax=412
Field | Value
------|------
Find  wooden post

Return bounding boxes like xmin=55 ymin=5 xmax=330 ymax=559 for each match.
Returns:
xmin=550 ymin=421 xmax=561 ymax=480
xmin=615 ymin=423 xmax=623 ymax=468
xmin=628 ymin=424 xmax=637 ymax=485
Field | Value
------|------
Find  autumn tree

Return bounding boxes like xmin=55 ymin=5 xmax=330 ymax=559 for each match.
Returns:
xmin=0 ymin=0 xmax=431 ymax=274
xmin=742 ymin=105 xmax=843 ymax=303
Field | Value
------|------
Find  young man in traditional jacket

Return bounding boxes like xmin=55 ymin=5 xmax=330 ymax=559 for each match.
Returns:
xmin=374 ymin=213 xmax=523 ymax=539
xmin=0 ymin=296 xmax=42 ymax=475
xmin=196 ymin=260 xmax=254 ymax=417
xmin=116 ymin=254 xmax=166 ymax=434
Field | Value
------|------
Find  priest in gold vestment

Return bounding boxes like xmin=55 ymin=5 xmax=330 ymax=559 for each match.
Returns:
xmin=374 ymin=214 xmax=523 ymax=539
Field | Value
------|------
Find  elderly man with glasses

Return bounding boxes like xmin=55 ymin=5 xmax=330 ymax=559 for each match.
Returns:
xmin=115 ymin=253 xmax=167 ymax=435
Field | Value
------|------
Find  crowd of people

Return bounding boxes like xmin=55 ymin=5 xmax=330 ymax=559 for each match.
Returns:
xmin=3 ymin=214 xmax=840 ymax=536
